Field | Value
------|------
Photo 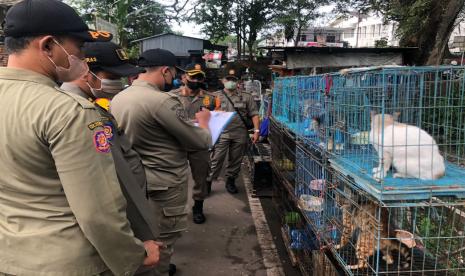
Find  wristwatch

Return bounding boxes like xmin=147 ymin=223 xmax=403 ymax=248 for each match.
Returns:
xmin=254 ymin=129 xmax=260 ymax=133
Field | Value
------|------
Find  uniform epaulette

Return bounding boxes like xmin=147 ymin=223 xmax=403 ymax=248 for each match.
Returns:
xmin=55 ymin=86 xmax=95 ymax=109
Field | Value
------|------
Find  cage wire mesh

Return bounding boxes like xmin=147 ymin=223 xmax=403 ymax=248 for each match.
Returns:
xmin=325 ymin=171 xmax=465 ymax=275
xmin=270 ymin=66 xmax=465 ymax=275
xmin=325 ymin=66 xmax=465 ymax=200
xmin=269 ymin=117 xmax=297 ymax=186
xmin=273 ymin=168 xmax=320 ymax=275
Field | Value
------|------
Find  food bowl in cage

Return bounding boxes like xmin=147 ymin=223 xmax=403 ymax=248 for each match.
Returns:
xmin=299 ymin=194 xmax=324 ymax=212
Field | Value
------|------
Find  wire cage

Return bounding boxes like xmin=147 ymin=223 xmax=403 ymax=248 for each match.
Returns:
xmin=273 ymin=171 xmax=321 ymax=275
xmin=272 ymin=75 xmax=328 ymax=144
xmin=325 ymin=66 xmax=465 ymax=200
xmin=325 ymin=172 xmax=465 ymax=276
xmin=270 ymin=117 xmax=297 ymax=186
xmin=313 ymin=250 xmax=345 ymax=276
xmin=272 ymin=77 xmax=298 ymax=127
xmin=295 ymin=142 xmax=333 ymax=237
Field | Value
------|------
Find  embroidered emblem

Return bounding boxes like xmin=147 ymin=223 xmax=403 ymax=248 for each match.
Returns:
xmin=103 ymin=125 xmax=114 ymax=141
xmin=88 ymin=121 xmax=104 ymax=130
xmin=93 ymin=130 xmax=110 ymax=153
xmin=203 ymin=96 xmax=210 ymax=107
xmin=175 ymin=104 xmax=188 ymax=121
xmin=116 ymin=49 xmax=129 ymax=61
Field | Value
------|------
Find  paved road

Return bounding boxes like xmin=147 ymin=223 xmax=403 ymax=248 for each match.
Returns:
xmin=172 ymin=174 xmax=268 ymax=276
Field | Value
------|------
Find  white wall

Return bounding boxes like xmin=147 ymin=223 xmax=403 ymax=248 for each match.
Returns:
xmin=330 ymin=14 xmax=398 ymax=47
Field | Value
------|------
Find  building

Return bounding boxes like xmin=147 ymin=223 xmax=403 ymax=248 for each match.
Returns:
xmin=263 ymin=27 xmax=347 ymax=48
xmin=262 ymin=46 xmax=416 ymax=76
xmin=132 ymin=33 xmax=228 ymax=68
xmin=329 ymin=13 xmax=398 ymax=48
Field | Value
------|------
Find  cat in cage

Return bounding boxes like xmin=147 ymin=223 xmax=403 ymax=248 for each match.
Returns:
xmin=369 ymin=112 xmax=446 ymax=181
xmin=336 ymin=201 xmax=415 ymax=270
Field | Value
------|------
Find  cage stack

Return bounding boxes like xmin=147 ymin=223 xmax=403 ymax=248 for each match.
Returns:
xmin=271 ymin=66 xmax=465 ymax=275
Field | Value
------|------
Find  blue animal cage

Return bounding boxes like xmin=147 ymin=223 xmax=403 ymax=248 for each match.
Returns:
xmin=325 ymin=66 xmax=465 ymax=200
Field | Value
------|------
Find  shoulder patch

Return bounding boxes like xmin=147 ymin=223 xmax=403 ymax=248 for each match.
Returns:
xmin=88 ymin=121 xmax=104 ymax=130
xmin=55 ymin=86 xmax=95 ymax=109
xmin=171 ymin=103 xmax=189 ymax=121
xmin=93 ymin=130 xmax=111 ymax=153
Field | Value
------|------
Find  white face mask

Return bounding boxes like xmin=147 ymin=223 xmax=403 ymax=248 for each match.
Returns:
xmin=46 ymin=39 xmax=88 ymax=83
xmin=225 ymin=81 xmax=237 ymax=90
xmin=87 ymin=71 xmax=124 ymax=99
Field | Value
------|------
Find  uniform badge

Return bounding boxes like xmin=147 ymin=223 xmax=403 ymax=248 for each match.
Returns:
xmin=176 ymin=108 xmax=188 ymax=121
xmin=103 ymin=125 xmax=114 ymax=141
xmin=88 ymin=121 xmax=104 ymax=130
xmin=203 ymin=96 xmax=210 ymax=107
xmin=116 ymin=49 xmax=129 ymax=61
xmin=93 ymin=130 xmax=111 ymax=153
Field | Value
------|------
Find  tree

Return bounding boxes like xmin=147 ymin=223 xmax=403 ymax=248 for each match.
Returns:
xmin=66 ymin=0 xmax=171 ymax=47
xmin=333 ymin=0 xmax=465 ymax=65
xmin=194 ymin=0 xmax=276 ymax=60
xmin=274 ymin=0 xmax=328 ymax=47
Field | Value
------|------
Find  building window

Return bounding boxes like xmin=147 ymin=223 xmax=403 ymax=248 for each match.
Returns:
xmin=299 ymin=35 xmax=307 ymax=41
xmin=371 ymin=25 xmax=375 ymax=37
xmin=326 ymin=35 xmax=336 ymax=43
xmin=362 ymin=27 xmax=367 ymax=38
xmin=314 ymin=35 xmax=318 ymax=42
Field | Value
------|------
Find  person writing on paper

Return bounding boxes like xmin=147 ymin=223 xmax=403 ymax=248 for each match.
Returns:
xmin=111 ymin=49 xmax=211 ymax=276
xmin=208 ymin=69 xmax=260 ymax=194
xmin=171 ymin=63 xmax=218 ymax=224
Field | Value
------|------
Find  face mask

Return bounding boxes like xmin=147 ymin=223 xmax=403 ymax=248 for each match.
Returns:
xmin=173 ymin=78 xmax=183 ymax=89
xmin=225 ymin=81 xmax=237 ymax=91
xmin=46 ymin=39 xmax=87 ymax=83
xmin=88 ymin=72 xmax=124 ymax=99
xmin=186 ymin=80 xmax=203 ymax=91
xmin=162 ymin=69 xmax=175 ymax=92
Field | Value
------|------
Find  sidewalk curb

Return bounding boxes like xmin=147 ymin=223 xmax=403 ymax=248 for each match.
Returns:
xmin=242 ymin=162 xmax=285 ymax=276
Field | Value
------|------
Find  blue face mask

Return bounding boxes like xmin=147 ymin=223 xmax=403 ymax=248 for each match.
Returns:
xmin=173 ymin=78 xmax=183 ymax=89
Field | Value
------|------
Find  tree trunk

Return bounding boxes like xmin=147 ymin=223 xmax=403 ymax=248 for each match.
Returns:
xmin=294 ymin=25 xmax=303 ymax=47
xmin=236 ymin=33 xmax=241 ymax=60
xmin=400 ymin=0 xmax=465 ymax=65
xmin=426 ymin=0 xmax=465 ymax=65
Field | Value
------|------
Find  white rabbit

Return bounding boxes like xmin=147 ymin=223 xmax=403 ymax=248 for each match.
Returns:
xmin=369 ymin=113 xmax=445 ymax=181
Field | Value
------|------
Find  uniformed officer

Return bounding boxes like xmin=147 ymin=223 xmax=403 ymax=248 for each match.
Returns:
xmin=208 ymin=69 xmax=260 ymax=194
xmin=0 ymin=0 xmax=159 ymax=276
xmin=60 ymin=42 xmax=161 ymax=275
xmin=111 ymin=49 xmax=212 ymax=276
xmin=171 ymin=63 xmax=218 ymax=224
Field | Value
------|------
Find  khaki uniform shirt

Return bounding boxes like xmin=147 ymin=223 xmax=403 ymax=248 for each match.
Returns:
xmin=214 ymin=89 xmax=259 ymax=139
xmin=0 ymin=68 xmax=144 ymax=276
xmin=110 ymin=80 xmax=212 ymax=191
xmin=170 ymin=87 xmax=217 ymax=119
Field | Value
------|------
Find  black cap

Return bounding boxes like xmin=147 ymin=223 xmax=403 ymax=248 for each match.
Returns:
xmin=84 ymin=42 xmax=145 ymax=77
xmin=180 ymin=63 xmax=206 ymax=78
xmin=224 ymin=69 xmax=239 ymax=80
xmin=138 ymin=48 xmax=177 ymax=67
xmin=4 ymin=0 xmax=113 ymax=42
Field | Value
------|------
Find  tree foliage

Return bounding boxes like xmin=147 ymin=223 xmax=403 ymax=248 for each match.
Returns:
xmin=194 ymin=0 xmax=276 ymax=59
xmin=66 ymin=0 xmax=171 ymax=47
xmin=333 ymin=0 xmax=465 ymax=65
xmin=273 ymin=0 xmax=328 ymax=46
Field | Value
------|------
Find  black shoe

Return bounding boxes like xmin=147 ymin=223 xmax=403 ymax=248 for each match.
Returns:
xmin=169 ymin=263 xmax=177 ymax=276
xmin=206 ymin=181 xmax=212 ymax=195
xmin=192 ymin=200 xmax=206 ymax=224
xmin=225 ymin=177 xmax=238 ymax=194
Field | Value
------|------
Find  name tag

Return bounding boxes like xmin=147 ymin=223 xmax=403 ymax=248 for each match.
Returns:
xmin=234 ymin=102 xmax=245 ymax=108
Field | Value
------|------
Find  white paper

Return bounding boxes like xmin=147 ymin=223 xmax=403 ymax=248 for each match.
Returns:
xmin=208 ymin=111 xmax=236 ymax=145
